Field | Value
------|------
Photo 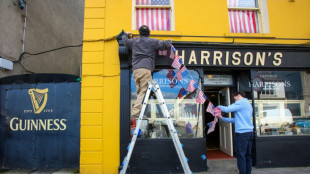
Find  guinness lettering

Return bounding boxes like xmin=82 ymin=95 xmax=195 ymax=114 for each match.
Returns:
xmin=10 ymin=117 xmax=67 ymax=131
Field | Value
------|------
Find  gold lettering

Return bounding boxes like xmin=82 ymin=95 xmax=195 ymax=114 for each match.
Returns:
xmin=54 ymin=119 xmax=60 ymax=130
xmin=256 ymin=52 xmax=266 ymax=66
xmin=60 ymin=119 xmax=67 ymax=130
xmin=273 ymin=52 xmax=282 ymax=66
xmin=31 ymin=119 xmax=38 ymax=130
xmin=213 ymin=51 xmax=223 ymax=65
xmin=244 ymin=52 xmax=253 ymax=65
xmin=201 ymin=51 xmax=210 ymax=65
xmin=225 ymin=51 xmax=229 ymax=65
xmin=19 ymin=119 xmax=26 ymax=131
xmin=39 ymin=119 xmax=46 ymax=130
xmin=232 ymin=52 xmax=241 ymax=65
xmin=10 ymin=117 xmax=19 ymax=131
xmin=47 ymin=119 xmax=53 ymax=130
xmin=188 ymin=50 xmax=197 ymax=64
xmin=176 ymin=50 xmax=185 ymax=63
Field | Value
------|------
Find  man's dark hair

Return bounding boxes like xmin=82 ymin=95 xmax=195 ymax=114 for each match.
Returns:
xmin=233 ymin=91 xmax=246 ymax=98
xmin=139 ymin=25 xmax=150 ymax=36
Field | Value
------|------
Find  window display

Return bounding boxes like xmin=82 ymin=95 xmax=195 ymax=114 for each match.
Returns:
xmin=251 ymin=71 xmax=310 ymax=136
xmin=130 ymin=69 xmax=204 ymax=138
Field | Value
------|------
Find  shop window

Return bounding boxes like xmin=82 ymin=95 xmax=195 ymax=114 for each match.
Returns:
xmin=227 ymin=0 xmax=270 ymax=33
xmin=130 ymin=69 xmax=203 ymax=138
xmin=250 ymin=71 xmax=310 ymax=136
xmin=132 ymin=0 xmax=175 ymax=31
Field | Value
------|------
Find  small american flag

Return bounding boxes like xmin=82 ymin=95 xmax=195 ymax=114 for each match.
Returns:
xmin=206 ymin=102 xmax=215 ymax=116
xmin=227 ymin=0 xmax=258 ymax=33
xmin=176 ymin=66 xmax=188 ymax=81
xmin=136 ymin=0 xmax=171 ymax=31
xmin=214 ymin=107 xmax=222 ymax=117
xmin=169 ymin=46 xmax=175 ymax=59
xmin=186 ymin=79 xmax=197 ymax=93
xmin=177 ymin=88 xmax=187 ymax=99
xmin=207 ymin=116 xmax=218 ymax=134
xmin=196 ymin=90 xmax=207 ymax=104
xmin=171 ymin=55 xmax=182 ymax=69
xmin=166 ymin=69 xmax=175 ymax=80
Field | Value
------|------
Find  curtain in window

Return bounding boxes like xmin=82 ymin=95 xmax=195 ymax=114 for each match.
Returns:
xmin=136 ymin=0 xmax=171 ymax=31
xmin=227 ymin=0 xmax=259 ymax=33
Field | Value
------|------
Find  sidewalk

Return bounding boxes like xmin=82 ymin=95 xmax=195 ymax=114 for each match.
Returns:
xmin=197 ymin=158 xmax=310 ymax=174
xmin=1 ymin=160 xmax=310 ymax=174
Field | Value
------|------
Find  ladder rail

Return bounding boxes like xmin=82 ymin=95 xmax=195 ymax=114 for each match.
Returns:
xmin=120 ymin=80 xmax=193 ymax=174
xmin=120 ymin=83 xmax=153 ymax=174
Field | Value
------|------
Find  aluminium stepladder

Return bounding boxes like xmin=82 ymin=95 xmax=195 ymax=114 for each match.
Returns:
xmin=119 ymin=80 xmax=193 ymax=174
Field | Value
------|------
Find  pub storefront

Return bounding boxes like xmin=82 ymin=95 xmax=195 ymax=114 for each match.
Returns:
xmin=118 ymin=38 xmax=310 ymax=173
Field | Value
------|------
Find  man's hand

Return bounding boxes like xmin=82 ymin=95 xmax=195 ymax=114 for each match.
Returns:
xmin=126 ymin=32 xmax=132 ymax=38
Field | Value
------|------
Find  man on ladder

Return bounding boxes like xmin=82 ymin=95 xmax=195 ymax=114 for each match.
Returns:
xmin=122 ymin=25 xmax=171 ymax=119
xmin=121 ymin=26 xmax=193 ymax=174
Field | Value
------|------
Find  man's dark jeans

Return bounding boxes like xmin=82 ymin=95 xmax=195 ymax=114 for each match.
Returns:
xmin=235 ymin=132 xmax=253 ymax=174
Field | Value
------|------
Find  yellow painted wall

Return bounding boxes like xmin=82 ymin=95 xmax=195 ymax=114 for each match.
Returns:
xmin=80 ymin=0 xmax=310 ymax=173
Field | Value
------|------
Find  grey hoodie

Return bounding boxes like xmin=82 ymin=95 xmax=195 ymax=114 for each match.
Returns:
xmin=122 ymin=34 xmax=171 ymax=72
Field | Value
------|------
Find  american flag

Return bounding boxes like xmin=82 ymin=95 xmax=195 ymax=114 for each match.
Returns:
xmin=227 ymin=0 xmax=258 ymax=33
xmin=196 ymin=90 xmax=207 ymax=104
xmin=177 ymin=88 xmax=187 ymax=99
xmin=186 ymin=79 xmax=198 ymax=93
xmin=169 ymin=46 xmax=175 ymax=59
xmin=171 ymin=55 xmax=182 ymax=69
xmin=176 ymin=66 xmax=189 ymax=81
xmin=166 ymin=69 xmax=175 ymax=80
xmin=214 ymin=107 xmax=222 ymax=117
xmin=206 ymin=102 xmax=215 ymax=116
xmin=207 ymin=116 xmax=218 ymax=134
xmin=136 ymin=0 xmax=171 ymax=31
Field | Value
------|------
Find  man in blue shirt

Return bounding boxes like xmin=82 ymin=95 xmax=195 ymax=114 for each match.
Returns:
xmin=217 ymin=91 xmax=254 ymax=174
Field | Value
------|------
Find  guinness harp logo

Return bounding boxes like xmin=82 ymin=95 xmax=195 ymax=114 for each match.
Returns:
xmin=28 ymin=88 xmax=49 ymax=114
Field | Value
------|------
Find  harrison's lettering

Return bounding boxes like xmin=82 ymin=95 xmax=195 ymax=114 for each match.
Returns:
xmin=175 ymin=50 xmax=283 ymax=67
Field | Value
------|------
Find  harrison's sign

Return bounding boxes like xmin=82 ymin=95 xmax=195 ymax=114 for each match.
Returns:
xmin=157 ymin=46 xmax=310 ymax=68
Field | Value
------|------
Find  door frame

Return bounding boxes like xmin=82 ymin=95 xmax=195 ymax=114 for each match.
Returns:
xmin=218 ymin=87 xmax=234 ymax=156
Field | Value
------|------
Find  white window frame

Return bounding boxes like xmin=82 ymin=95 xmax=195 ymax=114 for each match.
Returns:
xmin=227 ymin=0 xmax=270 ymax=33
xmin=131 ymin=0 xmax=175 ymax=31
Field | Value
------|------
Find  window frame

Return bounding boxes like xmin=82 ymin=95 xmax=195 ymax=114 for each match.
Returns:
xmin=227 ymin=0 xmax=270 ymax=33
xmin=131 ymin=0 xmax=175 ymax=31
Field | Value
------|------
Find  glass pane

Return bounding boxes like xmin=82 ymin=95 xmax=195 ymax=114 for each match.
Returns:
xmin=228 ymin=10 xmax=259 ymax=33
xmin=251 ymin=71 xmax=310 ymax=136
xmin=136 ymin=0 xmax=171 ymax=5
xmin=227 ymin=0 xmax=257 ymax=8
xmin=130 ymin=69 xmax=203 ymax=139
xmin=136 ymin=8 xmax=171 ymax=31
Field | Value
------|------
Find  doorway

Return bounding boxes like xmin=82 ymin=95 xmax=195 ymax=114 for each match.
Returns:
xmin=205 ymin=87 xmax=234 ymax=160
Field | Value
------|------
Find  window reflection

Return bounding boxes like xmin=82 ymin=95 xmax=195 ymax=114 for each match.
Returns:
xmin=250 ymin=71 xmax=310 ymax=136
xmin=130 ymin=69 xmax=204 ymax=139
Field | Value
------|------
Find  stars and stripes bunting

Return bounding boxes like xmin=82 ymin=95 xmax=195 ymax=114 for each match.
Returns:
xmin=206 ymin=102 xmax=216 ymax=116
xmin=176 ymin=66 xmax=189 ymax=81
xmin=186 ymin=79 xmax=198 ymax=93
xmin=196 ymin=90 xmax=207 ymax=104
xmin=171 ymin=55 xmax=182 ymax=69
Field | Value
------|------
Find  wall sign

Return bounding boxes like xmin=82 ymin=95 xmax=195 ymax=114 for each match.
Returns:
xmin=156 ymin=45 xmax=310 ymax=68
xmin=204 ymin=75 xmax=233 ymax=86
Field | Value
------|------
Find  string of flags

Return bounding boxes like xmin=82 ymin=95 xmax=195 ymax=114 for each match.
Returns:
xmin=162 ymin=45 xmax=221 ymax=134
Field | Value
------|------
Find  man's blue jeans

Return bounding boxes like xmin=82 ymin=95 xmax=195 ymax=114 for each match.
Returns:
xmin=235 ymin=132 xmax=253 ymax=174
